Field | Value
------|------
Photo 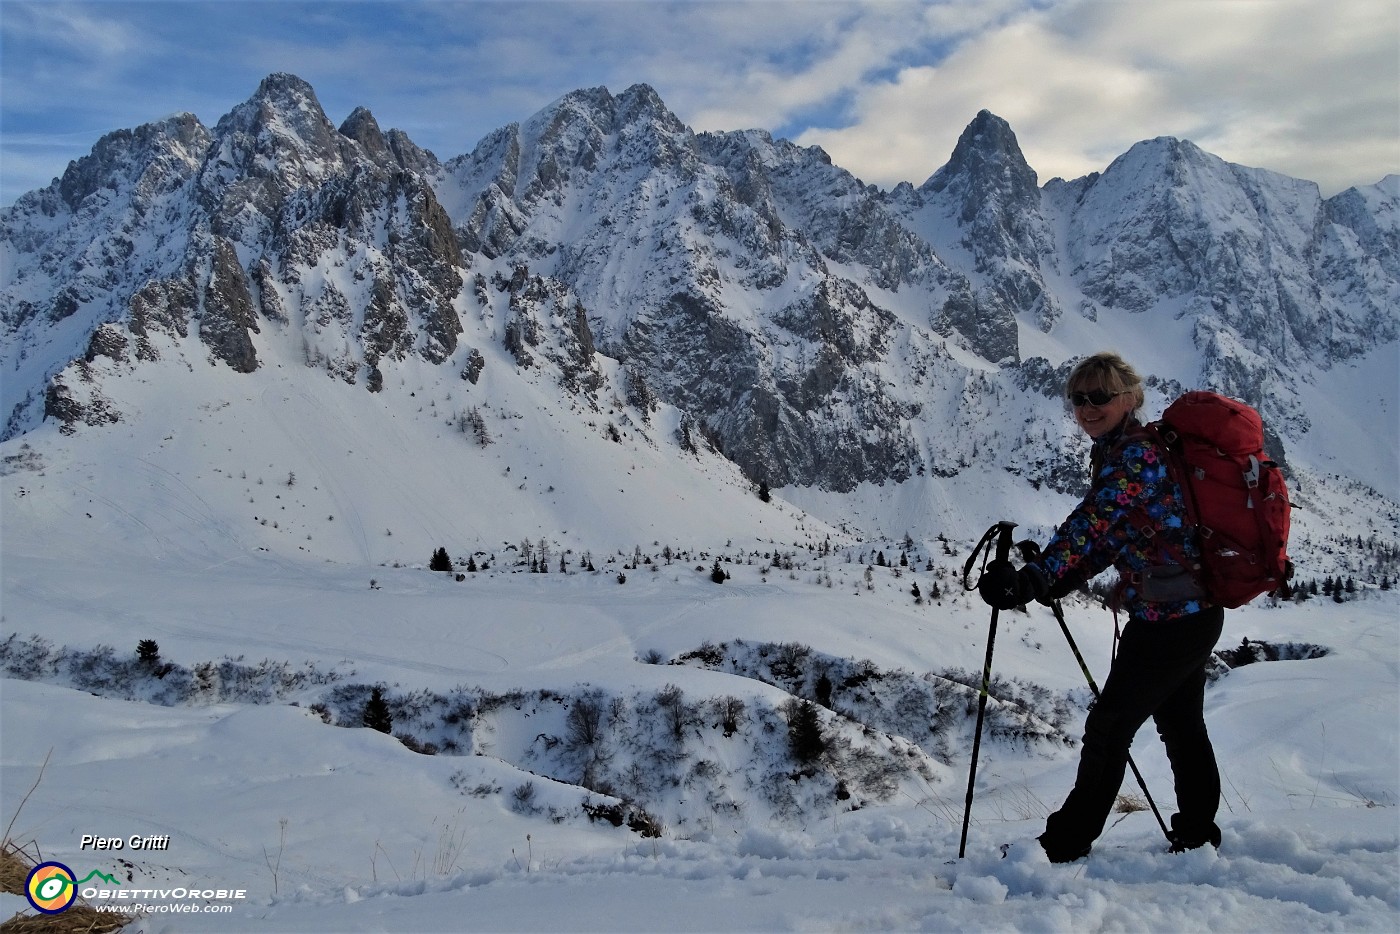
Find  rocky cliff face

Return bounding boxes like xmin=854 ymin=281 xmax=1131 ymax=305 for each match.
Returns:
xmin=891 ymin=110 xmax=1061 ymax=356
xmin=1046 ymin=139 xmax=1398 ymax=431
xmin=2 ymin=74 xmax=1396 ymax=496
xmin=2 ymin=74 xmax=466 ymax=433
xmin=440 ymin=84 xmax=949 ymax=488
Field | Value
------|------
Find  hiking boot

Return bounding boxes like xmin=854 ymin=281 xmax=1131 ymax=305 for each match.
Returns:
xmin=1168 ymin=816 xmax=1221 ymax=853
xmin=1167 ymin=833 xmax=1220 ymax=854
xmin=1037 ymin=834 xmax=1091 ymax=864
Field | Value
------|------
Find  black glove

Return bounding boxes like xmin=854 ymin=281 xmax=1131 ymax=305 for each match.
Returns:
xmin=977 ymin=560 xmax=1048 ymax=610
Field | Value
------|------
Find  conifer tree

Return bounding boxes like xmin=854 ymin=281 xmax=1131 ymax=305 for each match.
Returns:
xmin=626 ymin=367 xmax=657 ymax=417
xmin=363 ymin=687 xmax=392 ymax=734
xmin=461 ymin=407 xmax=491 ymax=447
xmin=787 ymin=700 xmax=825 ymax=764
xmin=430 ymin=547 xmax=452 ymax=572
xmin=678 ymin=415 xmax=697 ymax=454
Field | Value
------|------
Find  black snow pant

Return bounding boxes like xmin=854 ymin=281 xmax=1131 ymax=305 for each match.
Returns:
xmin=1040 ymin=606 xmax=1225 ymax=858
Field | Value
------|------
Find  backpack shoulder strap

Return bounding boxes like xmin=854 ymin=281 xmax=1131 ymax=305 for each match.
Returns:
xmin=1107 ymin=418 xmax=1210 ymax=600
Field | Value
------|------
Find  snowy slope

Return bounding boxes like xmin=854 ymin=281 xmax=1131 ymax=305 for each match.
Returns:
xmin=2 ymin=535 xmax=1396 ymax=931
xmin=2 ymin=74 xmax=1398 ymax=932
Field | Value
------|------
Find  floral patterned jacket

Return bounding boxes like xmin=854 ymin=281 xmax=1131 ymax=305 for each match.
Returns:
xmin=1031 ymin=418 xmax=1212 ymax=622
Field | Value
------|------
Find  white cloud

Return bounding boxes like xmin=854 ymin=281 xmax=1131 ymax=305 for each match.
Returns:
xmin=661 ymin=1 xmax=1024 ymax=134
xmin=674 ymin=3 xmax=936 ymax=131
xmin=796 ymin=0 xmax=1399 ymax=194
xmin=2 ymin=0 xmax=1393 ymax=205
xmin=1 ymin=3 xmax=152 ymax=110
xmin=10 ymin=1 xmax=140 ymax=58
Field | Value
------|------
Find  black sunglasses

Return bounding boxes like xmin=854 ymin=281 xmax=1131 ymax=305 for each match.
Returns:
xmin=1068 ymin=389 xmax=1126 ymax=407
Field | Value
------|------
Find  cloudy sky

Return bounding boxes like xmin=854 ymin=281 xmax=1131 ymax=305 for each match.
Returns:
xmin=2 ymin=0 xmax=1396 ymax=206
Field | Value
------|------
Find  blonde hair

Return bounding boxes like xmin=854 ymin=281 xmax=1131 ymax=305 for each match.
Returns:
xmin=1066 ymin=352 xmax=1145 ymax=412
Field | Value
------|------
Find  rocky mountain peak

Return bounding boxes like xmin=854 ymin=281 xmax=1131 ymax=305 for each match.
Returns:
xmin=384 ymin=129 xmax=439 ymax=175
xmin=1090 ymin=135 xmax=1227 ymax=202
xmin=615 ymin=83 xmax=686 ymax=134
xmin=905 ymin=110 xmax=1060 ymax=340
xmin=54 ymin=113 xmax=209 ymax=213
xmin=1323 ymin=175 xmax=1400 ymax=278
xmin=537 ymin=85 xmax=616 ymax=132
xmin=532 ymin=82 xmax=691 ymax=181
xmin=249 ymin=72 xmax=324 ymax=119
xmin=338 ymin=106 xmax=392 ymax=165
xmin=2 ymin=75 xmax=1396 ymax=508
xmin=921 ymin=110 xmax=1039 ymax=209
xmin=534 ymin=83 xmax=683 ymax=138
xmin=208 ymin=72 xmax=356 ymax=187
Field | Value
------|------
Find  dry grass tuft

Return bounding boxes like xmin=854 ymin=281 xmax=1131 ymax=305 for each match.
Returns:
xmin=0 ymin=842 xmax=33 ymax=896
xmin=0 ymin=908 xmax=135 ymax=933
xmin=0 ymin=840 xmax=137 ymax=933
xmin=1 ymin=751 xmax=134 ymax=930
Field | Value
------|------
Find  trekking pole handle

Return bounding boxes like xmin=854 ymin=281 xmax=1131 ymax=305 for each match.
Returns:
xmin=962 ymin=520 xmax=1019 ymax=590
xmin=993 ymin=521 xmax=1016 ymax=563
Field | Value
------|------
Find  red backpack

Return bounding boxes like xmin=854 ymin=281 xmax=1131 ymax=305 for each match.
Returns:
xmin=1144 ymin=391 xmax=1293 ymax=608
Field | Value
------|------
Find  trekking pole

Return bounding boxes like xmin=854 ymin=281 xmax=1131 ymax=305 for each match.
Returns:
xmin=1012 ymin=542 xmax=1174 ymax=845
xmin=957 ymin=520 xmax=1017 ymax=858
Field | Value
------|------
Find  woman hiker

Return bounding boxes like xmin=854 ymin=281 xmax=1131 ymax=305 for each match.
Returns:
xmin=976 ymin=351 xmax=1225 ymax=863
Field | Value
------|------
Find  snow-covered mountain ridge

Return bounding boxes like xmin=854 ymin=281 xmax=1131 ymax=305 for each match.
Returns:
xmin=2 ymin=75 xmax=1398 ymax=933
xmin=2 ymin=73 xmax=1397 ymax=561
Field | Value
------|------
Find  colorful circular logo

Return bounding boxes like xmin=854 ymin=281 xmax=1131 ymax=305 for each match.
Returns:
xmin=25 ymin=861 xmax=78 ymax=914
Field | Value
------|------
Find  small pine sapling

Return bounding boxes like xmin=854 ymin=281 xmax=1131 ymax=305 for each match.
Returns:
xmin=786 ymin=700 xmax=826 ymax=764
xmin=137 ymin=639 xmax=161 ymax=666
xmin=430 ymin=547 xmax=452 ymax=572
xmin=363 ymin=686 xmax=393 ymax=734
